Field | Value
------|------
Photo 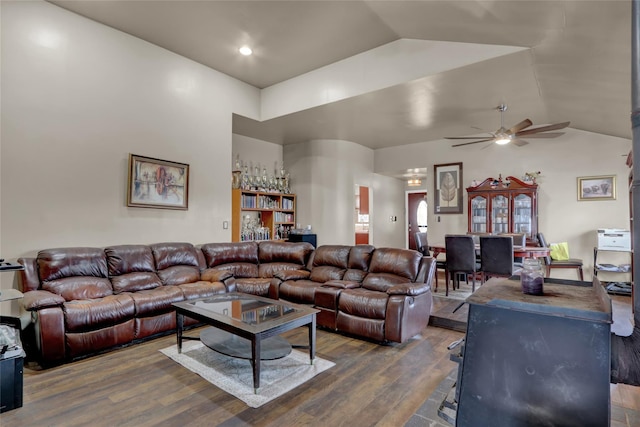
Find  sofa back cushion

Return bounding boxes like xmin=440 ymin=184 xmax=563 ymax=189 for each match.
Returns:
xmin=200 ymin=242 xmax=259 ymax=278
xmin=105 ymin=245 xmax=163 ymax=293
xmin=150 ymin=242 xmax=202 ymax=286
xmin=37 ymin=248 xmax=113 ymax=301
xmin=307 ymin=245 xmax=351 ymax=282
xmin=259 ymin=241 xmax=314 ymax=265
xmin=256 ymin=241 xmax=315 ymax=278
xmin=343 ymin=244 xmax=375 ymax=282
xmin=362 ymin=248 xmax=422 ymax=292
xmin=201 ymin=242 xmax=259 ymax=266
xmin=151 ymin=242 xmax=201 ymax=270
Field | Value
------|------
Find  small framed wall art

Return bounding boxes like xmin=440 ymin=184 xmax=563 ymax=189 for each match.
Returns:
xmin=577 ymin=175 xmax=616 ymax=201
xmin=434 ymin=162 xmax=463 ymax=214
xmin=127 ymin=154 xmax=189 ymax=210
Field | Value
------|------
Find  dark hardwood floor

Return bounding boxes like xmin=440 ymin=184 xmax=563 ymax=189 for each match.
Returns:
xmin=1 ymin=324 xmax=464 ymax=426
xmin=3 ymin=289 xmax=640 ymax=426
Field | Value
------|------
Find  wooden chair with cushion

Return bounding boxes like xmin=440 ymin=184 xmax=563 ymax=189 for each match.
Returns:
xmin=414 ymin=232 xmax=447 ymax=292
xmin=537 ymin=232 xmax=584 ymax=280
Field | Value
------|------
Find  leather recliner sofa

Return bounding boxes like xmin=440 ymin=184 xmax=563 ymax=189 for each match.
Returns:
xmin=17 ymin=241 xmax=434 ymax=365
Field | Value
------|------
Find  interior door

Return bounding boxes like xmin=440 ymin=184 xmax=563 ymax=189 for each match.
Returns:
xmin=407 ymin=192 xmax=427 ymax=250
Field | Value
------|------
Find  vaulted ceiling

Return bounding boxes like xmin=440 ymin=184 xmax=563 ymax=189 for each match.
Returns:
xmin=49 ymin=0 xmax=632 ymax=152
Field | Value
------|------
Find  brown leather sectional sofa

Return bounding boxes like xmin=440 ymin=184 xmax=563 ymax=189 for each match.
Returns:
xmin=17 ymin=241 xmax=435 ymax=365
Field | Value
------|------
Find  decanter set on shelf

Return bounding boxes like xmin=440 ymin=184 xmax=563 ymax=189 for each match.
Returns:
xmin=232 ymin=155 xmax=291 ymax=194
xmin=240 ymin=216 xmax=270 ymax=241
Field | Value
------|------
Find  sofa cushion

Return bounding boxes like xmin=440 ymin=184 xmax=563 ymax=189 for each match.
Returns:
xmin=338 ymin=288 xmax=387 ymax=320
xmin=43 ymin=277 xmax=113 ymax=301
xmin=363 ymin=248 xmax=422 ymax=291
xmin=151 ymin=242 xmax=201 ymax=270
xmin=259 ymin=241 xmax=314 ymax=265
xmin=310 ymin=266 xmax=345 ymax=283
xmin=234 ymin=278 xmax=272 ymax=297
xmin=105 ymin=245 xmax=156 ymax=276
xmin=312 ymin=245 xmax=350 ymax=268
xmin=178 ymin=281 xmax=227 ymax=300
xmin=203 ymin=263 xmax=258 ymax=279
xmin=278 ymin=279 xmax=321 ymax=304
xmin=259 ymin=262 xmax=305 ymax=278
xmin=127 ymin=286 xmax=185 ymax=316
xmin=201 ymin=242 xmax=259 ymax=267
xmin=368 ymin=248 xmax=422 ymax=280
xmin=38 ymin=247 xmax=108 ymax=282
xmin=348 ymin=245 xmax=375 ymax=271
xmin=110 ymin=272 xmax=163 ymax=294
xmin=157 ymin=265 xmax=200 ymax=286
xmin=63 ymin=294 xmax=135 ymax=332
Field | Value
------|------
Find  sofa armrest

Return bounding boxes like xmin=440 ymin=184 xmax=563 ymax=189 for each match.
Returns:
xmin=387 ymin=282 xmax=431 ymax=296
xmin=274 ymin=269 xmax=310 ymax=281
xmin=200 ymin=269 xmax=233 ymax=283
xmin=17 ymin=257 xmax=40 ymax=292
xmin=324 ymin=279 xmax=361 ymax=289
xmin=22 ymin=290 xmax=65 ymax=311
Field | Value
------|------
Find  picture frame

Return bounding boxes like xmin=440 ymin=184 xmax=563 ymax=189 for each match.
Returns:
xmin=577 ymin=175 xmax=616 ymax=201
xmin=127 ymin=154 xmax=189 ymax=210
xmin=434 ymin=162 xmax=463 ymax=214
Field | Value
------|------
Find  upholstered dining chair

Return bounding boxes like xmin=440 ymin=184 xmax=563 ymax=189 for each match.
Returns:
xmin=480 ymin=235 xmax=515 ymax=284
xmin=414 ymin=232 xmax=447 ymax=292
xmin=537 ymin=233 xmax=584 ymax=280
xmin=498 ymin=232 xmax=526 ymax=266
xmin=445 ymin=234 xmax=480 ymax=295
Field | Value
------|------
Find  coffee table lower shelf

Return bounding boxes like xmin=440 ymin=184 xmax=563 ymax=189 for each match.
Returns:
xmin=200 ymin=327 xmax=292 ymax=360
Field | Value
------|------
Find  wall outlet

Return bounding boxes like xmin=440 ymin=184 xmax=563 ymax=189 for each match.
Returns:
xmin=223 ymin=221 xmax=229 ymax=229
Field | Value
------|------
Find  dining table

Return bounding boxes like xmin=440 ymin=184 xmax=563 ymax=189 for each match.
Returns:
xmin=428 ymin=243 xmax=551 ymax=260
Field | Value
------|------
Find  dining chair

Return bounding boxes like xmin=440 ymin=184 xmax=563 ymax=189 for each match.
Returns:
xmin=414 ymin=232 xmax=447 ymax=292
xmin=537 ymin=233 xmax=584 ymax=280
xmin=480 ymin=235 xmax=515 ymax=283
xmin=498 ymin=232 xmax=526 ymax=266
xmin=445 ymin=234 xmax=480 ymax=295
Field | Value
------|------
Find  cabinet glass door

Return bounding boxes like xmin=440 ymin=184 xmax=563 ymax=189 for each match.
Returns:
xmin=491 ymin=195 xmax=509 ymax=234
xmin=470 ymin=196 xmax=487 ymax=233
xmin=513 ymin=193 xmax=533 ymax=238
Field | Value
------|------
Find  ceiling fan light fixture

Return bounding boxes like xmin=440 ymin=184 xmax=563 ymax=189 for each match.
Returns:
xmin=495 ymin=136 xmax=511 ymax=145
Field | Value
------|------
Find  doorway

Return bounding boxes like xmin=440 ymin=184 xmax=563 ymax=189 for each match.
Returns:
xmin=407 ymin=191 xmax=427 ymax=250
xmin=355 ymin=185 xmax=370 ymax=244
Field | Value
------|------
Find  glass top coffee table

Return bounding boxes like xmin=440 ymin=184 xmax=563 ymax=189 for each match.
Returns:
xmin=173 ymin=293 xmax=318 ymax=393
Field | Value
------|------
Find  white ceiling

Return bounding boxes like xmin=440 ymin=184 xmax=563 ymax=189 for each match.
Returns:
xmin=49 ymin=0 xmax=633 ymax=162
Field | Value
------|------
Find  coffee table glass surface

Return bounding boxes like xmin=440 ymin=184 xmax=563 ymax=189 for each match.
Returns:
xmin=173 ymin=293 xmax=318 ymax=392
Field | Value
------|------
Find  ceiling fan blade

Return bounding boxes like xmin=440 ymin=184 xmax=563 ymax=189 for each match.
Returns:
xmin=445 ymin=136 xmax=492 ymax=140
xmin=519 ymin=132 xmax=565 ymax=139
xmin=452 ymin=138 xmax=494 ymax=147
xmin=516 ymin=121 xmax=570 ymax=137
xmin=512 ymin=139 xmax=529 ymax=147
xmin=507 ymin=119 xmax=533 ymax=135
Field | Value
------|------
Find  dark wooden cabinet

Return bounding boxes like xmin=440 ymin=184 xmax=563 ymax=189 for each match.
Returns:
xmin=466 ymin=175 xmax=538 ymax=242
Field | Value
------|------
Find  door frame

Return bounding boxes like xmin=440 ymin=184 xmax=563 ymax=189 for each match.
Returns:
xmin=405 ymin=189 xmax=427 ymax=249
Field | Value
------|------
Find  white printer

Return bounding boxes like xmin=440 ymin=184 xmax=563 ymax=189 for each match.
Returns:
xmin=597 ymin=228 xmax=631 ymax=251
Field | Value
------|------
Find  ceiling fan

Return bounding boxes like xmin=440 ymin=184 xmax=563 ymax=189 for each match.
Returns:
xmin=445 ymin=104 xmax=570 ymax=147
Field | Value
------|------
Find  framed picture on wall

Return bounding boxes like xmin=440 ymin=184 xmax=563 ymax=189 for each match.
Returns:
xmin=577 ymin=175 xmax=616 ymax=201
xmin=127 ymin=154 xmax=189 ymax=210
xmin=434 ymin=162 xmax=463 ymax=214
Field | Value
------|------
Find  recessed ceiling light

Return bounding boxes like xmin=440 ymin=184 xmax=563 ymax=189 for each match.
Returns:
xmin=239 ymin=46 xmax=253 ymax=56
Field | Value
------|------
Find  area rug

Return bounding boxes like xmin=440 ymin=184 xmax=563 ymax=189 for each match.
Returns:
xmin=160 ymin=341 xmax=335 ymax=408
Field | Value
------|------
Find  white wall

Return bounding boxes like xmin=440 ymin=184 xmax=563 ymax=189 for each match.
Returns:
xmin=0 ymin=1 xmax=260 ymax=288
xmin=232 ymin=134 xmax=283 ymax=176
xmin=375 ymin=128 xmax=632 ymax=280
xmin=284 ymin=139 xmax=374 ymax=246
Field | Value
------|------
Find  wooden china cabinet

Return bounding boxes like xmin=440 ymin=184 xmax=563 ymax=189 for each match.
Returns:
xmin=466 ymin=175 xmax=538 ymax=243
